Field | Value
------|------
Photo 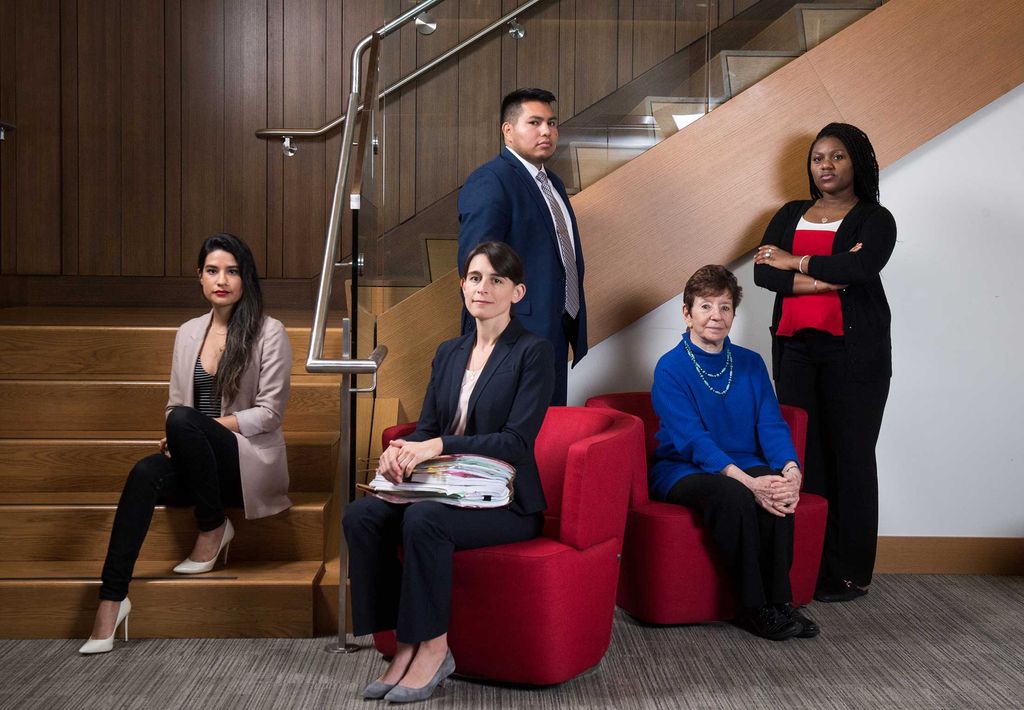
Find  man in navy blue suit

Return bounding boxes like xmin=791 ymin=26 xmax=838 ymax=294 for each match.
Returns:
xmin=457 ymin=88 xmax=587 ymax=406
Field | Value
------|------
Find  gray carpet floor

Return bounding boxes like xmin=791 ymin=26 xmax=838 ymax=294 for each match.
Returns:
xmin=2 ymin=575 xmax=1022 ymax=709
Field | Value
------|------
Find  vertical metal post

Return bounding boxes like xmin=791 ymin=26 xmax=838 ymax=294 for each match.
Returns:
xmin=325 ymin=318 xmax=359 ymax=654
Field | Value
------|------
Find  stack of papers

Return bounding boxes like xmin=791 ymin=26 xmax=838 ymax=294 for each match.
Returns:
xmin=364 ymin=455 xmax=516 ymax=508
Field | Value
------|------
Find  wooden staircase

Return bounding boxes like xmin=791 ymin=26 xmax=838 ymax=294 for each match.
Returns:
xmin=0 ymin=307 xmax=341 ymax=638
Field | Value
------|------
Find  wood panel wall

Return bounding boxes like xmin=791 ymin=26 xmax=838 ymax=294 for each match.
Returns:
xmin=0 ymin=0 xmax=745 ymax=287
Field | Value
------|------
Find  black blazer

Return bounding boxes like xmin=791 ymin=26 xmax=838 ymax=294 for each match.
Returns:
xmin=403 ymin=318 xmax=556 ymax=515
xmin=754 ymin=199 xmax=897 ymax=381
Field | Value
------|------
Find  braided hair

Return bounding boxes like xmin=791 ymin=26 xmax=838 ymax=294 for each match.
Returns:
xmin=807 ymin=122 xmax=880 ymax=204
xmin=196 ymin=233 xmax=264 ymax=401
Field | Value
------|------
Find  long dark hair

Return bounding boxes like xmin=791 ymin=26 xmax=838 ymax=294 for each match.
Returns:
xmin=196 ymin=233 xmax=264 ymax=401
xmin=807 ymin=122 xmax=880 ymax=204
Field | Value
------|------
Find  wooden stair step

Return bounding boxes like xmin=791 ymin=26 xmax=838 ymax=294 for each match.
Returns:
xmin=0 ymin=324 xmax=344 ymax=378
xmin=0 ymin=431 xmax=339 ymax=493
xmin=0 ymin=560 xmax=323 ymax=638
xmin=0 ymin=492 xmax=328 ymax=562
xmin=0 ymin=378 xmax=340 ymax=434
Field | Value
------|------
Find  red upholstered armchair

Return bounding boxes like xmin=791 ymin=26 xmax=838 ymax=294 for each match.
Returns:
xmin=584 ymin=392 xmax=827 ymax=625
xmin=369 ymin=406 xmax=646 ymax=685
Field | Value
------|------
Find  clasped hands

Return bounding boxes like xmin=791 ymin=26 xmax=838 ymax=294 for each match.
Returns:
xmin=376 ymin=438 xmax=444 ymax=485
xmin=751 ymin=468 xmax=801 ymax=517
xmin=725 ymin=463 xmax=801 ymax=517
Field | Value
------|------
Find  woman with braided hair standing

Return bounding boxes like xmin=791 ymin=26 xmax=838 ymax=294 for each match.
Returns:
xmin=753 ymin=123 xmax=896 ymax=603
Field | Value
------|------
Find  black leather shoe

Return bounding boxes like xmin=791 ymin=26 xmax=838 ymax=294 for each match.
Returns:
xmin=776 ymin=603 xmax=820 ymax=638
xmin=814 ymin=579 xmax=868 ymax=603
xmin=738 ymin=605 xmax=799 ymax=641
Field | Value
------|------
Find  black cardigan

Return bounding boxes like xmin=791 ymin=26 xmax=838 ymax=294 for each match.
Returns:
xmin=753 ymin=199 xmax=896 ymax=382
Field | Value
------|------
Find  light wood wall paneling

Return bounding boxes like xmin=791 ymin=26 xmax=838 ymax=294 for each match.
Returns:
xmin=572 ymin=0 xmax=1024 ymax=348
xmin=14 ymin=1 xmax=62 ymax=275
xmin=164 ymin=0 xmax=183 ymax=276
xmin=376 ymin=270 xmax=462 ymax=423
xmin=282 ymin=0 xmax=327 ymax=278
xmin=0 ymin=0 xmax=18 ymax=275
xmin=224 ymin=0 xmax=269 ymax=273
xmin=60 ymin=0 xmax=79 ymax=275
xmin=415 ymin=0 xmax=460 ymax=213
xmin=574 ymin=0 xmax=618 ymax=113
xmin=805 ymin=0 xmax=1024 ymax=168
xmin=266 ymin=0 xmax=284 ymax=278
xmin=77 ymin=0 xmax=122 ymax=276
xmin=180 ymin=0 xmax=225 ymax=274
xmin=633 ymin=0 xmax=676 ymax=78
xmin=457 ymin=0 xmax=501 ymax=186
xmin=875 ymin=537 xmax=1024 ymax=576
xmin=122 ymin=0 xmax=166 ymax=276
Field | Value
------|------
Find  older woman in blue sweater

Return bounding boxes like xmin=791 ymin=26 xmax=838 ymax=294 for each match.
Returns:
xmin=651 ymin=265 xmax=818 ymax=641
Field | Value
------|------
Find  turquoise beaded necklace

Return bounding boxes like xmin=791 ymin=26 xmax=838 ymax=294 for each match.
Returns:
xmin=682 ymin=336 xmax=733 ymax=396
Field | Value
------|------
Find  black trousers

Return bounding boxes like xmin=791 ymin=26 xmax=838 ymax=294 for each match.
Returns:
xmin=666 ymin=466 xmax=794 ymax=610
xmin=775 ymin=332 xmax=889 ymax=588
xmin=98 ymin=406 xmax=243 ymax=601
xmin=343 ymin=497 xmax=542 ymax=644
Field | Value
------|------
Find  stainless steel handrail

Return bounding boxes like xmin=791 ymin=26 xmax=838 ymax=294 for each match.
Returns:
xmin=255 ymin=0 xmax=550 ymax=140
xmin=306 ymin=92 xmax=360 ymax=371
xmin=378 ymin=0 xmax=547 ymax=100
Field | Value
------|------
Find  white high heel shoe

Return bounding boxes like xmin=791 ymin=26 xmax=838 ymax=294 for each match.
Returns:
xmin=173 ymin=518 xmax=234 ymax=575
xmin=79 ymin=598 xmax=132 ymax=655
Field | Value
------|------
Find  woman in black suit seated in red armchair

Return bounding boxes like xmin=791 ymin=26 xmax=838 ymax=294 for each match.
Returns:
xmin=343 ymin=241 xmax=554 ymax=703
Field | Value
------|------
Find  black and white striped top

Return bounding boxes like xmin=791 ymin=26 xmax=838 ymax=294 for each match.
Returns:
xmin=193 ymin=356 xmax=221 ymax=417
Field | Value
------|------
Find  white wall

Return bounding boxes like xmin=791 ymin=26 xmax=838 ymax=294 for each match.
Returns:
xmin=568 ymin=82 xmax=1024 ymax=537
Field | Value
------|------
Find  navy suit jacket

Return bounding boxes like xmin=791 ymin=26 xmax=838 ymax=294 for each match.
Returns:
xmin=403 ymin=318 xmax=555 ymax=516
xmin=457 ymin=147 xmax=588 ymax=365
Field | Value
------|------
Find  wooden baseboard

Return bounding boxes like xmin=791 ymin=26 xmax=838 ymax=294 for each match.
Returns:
xmin=875 ymin=537 xmax=1024 ymax=575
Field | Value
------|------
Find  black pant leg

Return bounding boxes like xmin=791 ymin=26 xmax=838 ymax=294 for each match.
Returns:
xmin=747 ymin=466 xmax=795 ymax=605
xmin=99 ymin=453 xmax=183 ymax=601
xmin=818 ymin=363 xmax=889 ymax=587
xmin=666 ymin=473 xmax=770 ymax=610
xmin=165 ymin=406 xmax=242 ymax=531
xmin=396 ymin=502 xmax=542 ymax=644
xmin=775 ymin=337 xmax=824 ymax=495
xmin=343 ymin=495 xmax=407 ymax=637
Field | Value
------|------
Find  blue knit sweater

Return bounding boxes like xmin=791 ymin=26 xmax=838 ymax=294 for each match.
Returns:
xmin=649 ymin=333 xmax=798 ymax=500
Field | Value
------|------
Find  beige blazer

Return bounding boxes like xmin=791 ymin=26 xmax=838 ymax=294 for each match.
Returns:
xmin=167 ymin=312 xmax=293 ymax=519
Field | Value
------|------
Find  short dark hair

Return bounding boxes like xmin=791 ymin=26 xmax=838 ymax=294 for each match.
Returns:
xmin=683 ymin=265 xmax=742 ymax=312
xmin=807 ymin=122 xmax=880 ymax=204
xmin=461 ymin=241 xmax=525 ymax=285
xmin=501 ymin=88 xmax=556 ymax=125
